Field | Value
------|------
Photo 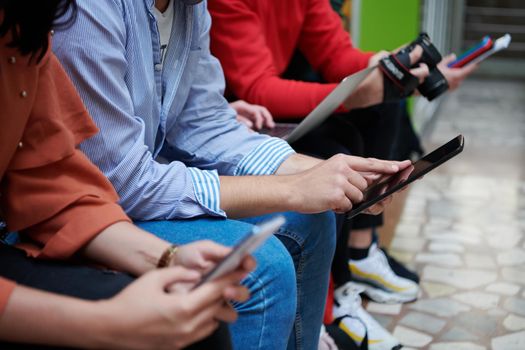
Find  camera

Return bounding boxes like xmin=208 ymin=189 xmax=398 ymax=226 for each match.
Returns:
xmin=399 ymin=33 xmax=449 ymax=100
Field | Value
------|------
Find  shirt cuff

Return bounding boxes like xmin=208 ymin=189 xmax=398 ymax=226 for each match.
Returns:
xmin=188 ymin=168 xmax=226 ymax=217
xmin=234 ymin=138 xmax=295 ymax=176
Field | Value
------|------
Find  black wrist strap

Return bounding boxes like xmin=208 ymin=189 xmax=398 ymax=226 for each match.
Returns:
xmin=379 ymin=51 xmax=419 ymax=102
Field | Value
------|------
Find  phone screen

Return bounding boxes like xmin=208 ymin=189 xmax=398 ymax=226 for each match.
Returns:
xmin=347 ymin=135 xmax=464 ymax=219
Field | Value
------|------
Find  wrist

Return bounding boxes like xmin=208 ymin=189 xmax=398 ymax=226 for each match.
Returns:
xmin=88 ymin=300 xmax=123 ymax=349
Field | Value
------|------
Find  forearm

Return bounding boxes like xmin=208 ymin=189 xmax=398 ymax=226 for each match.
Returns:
xmin=219 ymin=175 xmax=297 ymax=218
xmin=0 ymin=285 xmax=105 ymax=348
xmin=82 ymin=222 xmax=170 ymax=276
xmin=274 ymin=153 xmax=322 ymax=175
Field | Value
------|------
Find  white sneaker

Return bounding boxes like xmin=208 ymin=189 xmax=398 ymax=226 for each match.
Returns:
xmin=333 ymin=283 xmax=402 ymax=350
xmin=349 ymin=243 xmax=419 ymax=303
xmin=319 ymin=325 xmax=339 ymax=350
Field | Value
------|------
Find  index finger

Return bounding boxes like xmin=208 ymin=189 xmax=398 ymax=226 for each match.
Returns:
xmin=346 ymin=156 xmax=401 ymax=174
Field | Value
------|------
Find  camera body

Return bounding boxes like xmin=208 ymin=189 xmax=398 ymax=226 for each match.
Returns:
xmin=399 ymin=33 xmax=448 ymax=100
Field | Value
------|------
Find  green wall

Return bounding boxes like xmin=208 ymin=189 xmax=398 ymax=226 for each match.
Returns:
xmin=358 ymin=0 xmax=421 ymax=52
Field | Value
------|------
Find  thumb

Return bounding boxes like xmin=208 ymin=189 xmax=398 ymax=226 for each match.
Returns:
xmin=155 ymin=266 xmax=201 ymax=288
xmin=408 ymin=45 xmax=423 ymax=65
xmin=441 ymin=53 xmax=457 ymax=66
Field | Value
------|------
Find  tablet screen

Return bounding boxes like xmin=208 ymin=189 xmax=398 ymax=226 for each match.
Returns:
xmin=347 ymin=135 xmax=464 ymax=219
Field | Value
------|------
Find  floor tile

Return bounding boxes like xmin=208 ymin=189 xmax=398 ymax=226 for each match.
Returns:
xmin=503 ymin=314 xmax=525 ymax=331
xmin=485 ymin=282 xmax=521 ymax=296
xmin=398 ymin=312 xmax=446 ymax=334
xmin=409 ymin=298 xmax=471 ymax=318
xmin=366 ymin=302 xmax=402 ymax=315
xmin=429 ymin=342 xmax=486 ymax=350
xmin=392 ymin=325 xmax=432 ymax=348
xmin=421 ymin=282 xmax=457 ymax=298
xmin=497 ymin=248 xmax=525 ymax=266
xmin=491 ymin=331 xmax=525 ymax=350
xmin=415 ymin=253 xmax=463 ymax=267
xmin=503 ymin=298 xmax=525 ymax=317
xmin=428 ymin=242 xmax=465 ymax=253
xmin=422 ymin=266 xmax=497 ymax=289
xmin=452 ymin=292 xmax=500 ymax=310
xmin=440 ymin=327 xmax=478 ymax=342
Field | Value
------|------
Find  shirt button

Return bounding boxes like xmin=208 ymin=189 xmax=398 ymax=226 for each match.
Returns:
xmin=50 ymin=30 xmax=55 ymax=36
xmin=8 ymin=56 xmax=16 ymax=64
xmin=18 ymin=142 xmax=23 ymax=148
xmin=20 ymin=91 xmax=28 ymax=98
xmin=154 ymin=63 xmax=162 ymax=71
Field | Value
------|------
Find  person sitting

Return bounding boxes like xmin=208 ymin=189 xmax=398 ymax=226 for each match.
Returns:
xmin=51 ymin=0 xmax=410 ymax=349
xmin=0 ymin=1 xmax=252 ymax=348
xmin=208 ymin=0 xmax=477 ymax=348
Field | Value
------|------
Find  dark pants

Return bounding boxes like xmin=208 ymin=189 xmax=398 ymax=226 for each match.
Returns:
xmin=0 ymin=244 xmax=232 ymax=349
xmin=291 ymin=102 xmax=409 ymax=286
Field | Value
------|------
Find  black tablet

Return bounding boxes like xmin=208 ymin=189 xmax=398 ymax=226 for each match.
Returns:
xmin=346 ymin=135 xmax=465 ymax=220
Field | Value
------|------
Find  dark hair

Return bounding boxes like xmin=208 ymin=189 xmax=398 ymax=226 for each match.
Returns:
xmin=0 ymin=0 xmax=77 ymax=62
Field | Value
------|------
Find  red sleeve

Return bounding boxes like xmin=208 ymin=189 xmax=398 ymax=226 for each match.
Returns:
xmin=209 ymin=0 xmax=338 ymax=119
xmin=297 ymin=0 xmax=374 ymax=82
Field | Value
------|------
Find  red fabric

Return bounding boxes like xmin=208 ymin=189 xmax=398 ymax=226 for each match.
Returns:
xmin=209 ymin=0 xmax=374 ymax=119
xmin=323 ymin=275 xmax=335 ymax=324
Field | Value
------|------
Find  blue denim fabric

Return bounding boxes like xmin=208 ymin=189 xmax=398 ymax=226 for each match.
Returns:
xmin=137 ymin=211 xmax=336 ymax=350
xmin=136 ymin=217 xmax=296 ymax=350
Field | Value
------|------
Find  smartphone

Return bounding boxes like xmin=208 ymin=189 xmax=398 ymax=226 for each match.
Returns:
xmin=449 ymin=36 xmax=493 ymax=68
xmin=346 ymin=135 xmax=465 ymax=220
xmin=193 ymin=216 xmax=285 ymax=289
xmin=449 ymin=34 xmax=511 ymax=68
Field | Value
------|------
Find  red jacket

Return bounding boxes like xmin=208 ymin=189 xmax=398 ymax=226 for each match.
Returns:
xmin=209 ymin=0 xmax=374 ymax=118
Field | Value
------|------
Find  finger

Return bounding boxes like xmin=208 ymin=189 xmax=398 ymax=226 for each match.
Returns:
xmin=214 ymin=303 xmax=239 ymax=323
xmin=260 ymin=106 xmax=275 ymax=128
xmin=189 ymin=270 xmax=248 ymax=312
xmin=342 ymin=182 xmax=364 ymax=204
xmin=346 ymin=170 xmax=368 ymax=192
xmin=223 ymin=285 xmax=250 ymax=303
xmin=410 ymin=63 xmax=430 ymax=83
xmin=441 ymin=53 xmax=457 ymax=66
xmin=237 ymin=115 xmax=253 ymax=129
xmin=346 ymin=157 xmax=401 ymax=174
xmin=408 ymin=45 xmax=423 ymax=65
xmin=178 ymin=319 xmax=220 ymax=348
xmin=334 ymin=196 xmax=352 ymax=213
xmin=240 ymin=255 xmax=257 ymax=273
xmin=153 ymin=267 xmax=202 ymax=288
xmin=197 ymin=241 xmax=232 ymax=260
xmin=252 ymin=110 xmax=264 ymax=130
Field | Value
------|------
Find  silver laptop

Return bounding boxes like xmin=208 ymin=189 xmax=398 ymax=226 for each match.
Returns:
xmin=262 ymin=65 xmax=375 ymax=143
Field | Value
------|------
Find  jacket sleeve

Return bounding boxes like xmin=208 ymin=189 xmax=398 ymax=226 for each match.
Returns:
xmin=297 ymin=0 xmax=374 ymax=83
xmin=209 ymin=0 xmax=373 ymax=119
xmin=1 ymin=55 xmax=130 ymax=260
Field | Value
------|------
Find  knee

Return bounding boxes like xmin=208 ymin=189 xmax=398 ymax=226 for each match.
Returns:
xmin=243 ymin=235 xmax=296 ymax=312
xmin=284 ymin=212 xmax=337 ymax=253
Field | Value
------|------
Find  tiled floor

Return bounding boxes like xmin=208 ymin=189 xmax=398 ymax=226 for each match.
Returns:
xmin=367 ymin=77 xmax=525 ymax=349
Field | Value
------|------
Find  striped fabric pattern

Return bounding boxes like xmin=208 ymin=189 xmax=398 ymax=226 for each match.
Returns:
xmin=52 ymin=0 xmax=295 ymax=220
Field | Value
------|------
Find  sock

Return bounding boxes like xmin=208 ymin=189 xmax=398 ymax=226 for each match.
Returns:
xmin=348 ymin=246 xmax=369 ymax=261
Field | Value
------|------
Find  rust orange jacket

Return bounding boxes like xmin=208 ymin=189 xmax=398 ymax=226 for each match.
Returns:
xmin=0 ymin=36 xmax=130 ymax=316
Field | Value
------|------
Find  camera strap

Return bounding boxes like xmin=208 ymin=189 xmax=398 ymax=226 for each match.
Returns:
xmin=379 ymin=51 xmax=419 ymax=102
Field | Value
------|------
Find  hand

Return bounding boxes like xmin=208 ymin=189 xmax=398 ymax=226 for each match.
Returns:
xmin=230 ymin=100 xmax=275 ymax=130
xmin=96 ymin=265 xmax=252 ymax=350
xmin=344 ymin=45 xmax=430 ymax=110
xmin=362 ymin=161 xmax=412 ymax=215
xmin=438 ymin=54 xmax=478 ymax=91
xmin=173 ymin=240 xmax=231 ymax=273
xmin=286 ymin=154 xmax=409 ymax=214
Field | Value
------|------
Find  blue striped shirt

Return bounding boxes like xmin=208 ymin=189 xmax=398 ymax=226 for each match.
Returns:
xmin=52 ymin=0 xmax=294 ymax=220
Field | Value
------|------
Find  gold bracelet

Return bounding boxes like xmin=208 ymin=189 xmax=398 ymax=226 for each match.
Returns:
xmin=157 ymin=244 xmax=179 ymax=268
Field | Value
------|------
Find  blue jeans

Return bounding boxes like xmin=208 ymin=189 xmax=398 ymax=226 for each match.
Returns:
xmin=136 ymin=211 xmax=336 ymax=350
